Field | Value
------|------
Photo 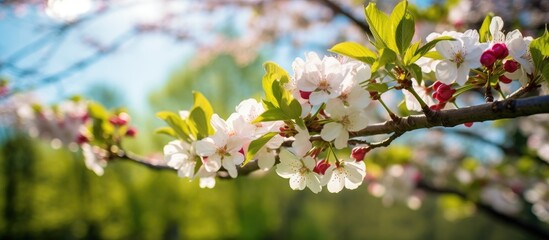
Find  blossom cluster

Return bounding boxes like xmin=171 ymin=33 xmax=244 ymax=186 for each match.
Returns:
xmin=164 ymin=53 xmax=371 ymax=193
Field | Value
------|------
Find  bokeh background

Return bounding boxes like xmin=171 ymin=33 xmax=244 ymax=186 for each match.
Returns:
xmin=1 ymin=0 xmax=549 ymax=239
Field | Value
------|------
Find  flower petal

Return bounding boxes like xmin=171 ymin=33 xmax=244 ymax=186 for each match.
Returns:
xmin=321 ymin=122 xmax=344 ymax=142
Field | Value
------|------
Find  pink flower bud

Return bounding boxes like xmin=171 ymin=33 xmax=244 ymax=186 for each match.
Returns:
xmin=351 ymin=147 xmax=369 ymax=161
xmin=313 ymin=160 xmax=330 ymax=175
xmin=76 ymin=134 xmax=89 ymax=145
xmin=432 ymin=82 xmax=455 ymax=103
xmin=109 ymin=112 xmax=130 ymax=126
xmin=430 ymin=102 xmax=446 ymax=111
xmin=499 ymin=75 xmax=512 ymax=84
xmin=432 ymin=81 xmax=443 ymax=91
xmin=125 ymin=127 xmax=137 ymax=137
xmin=299 ymin=90 xmax=311 ymax=100
xmin=480 ymin=50 xmax=497 ymax=67
xmin=503 ymin=60 xmax=519 ymax=73
xmin=491 ymin=43 xmax=509 ymax=59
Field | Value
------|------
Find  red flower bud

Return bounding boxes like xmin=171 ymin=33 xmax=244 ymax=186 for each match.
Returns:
xmin=351 ymin=147 xmax=369 ymax=161
xmin=480 ymin=50 xmax=497 ymax=67
xmin=299 ymin=90 xmax=311 ymax=100
xmin=464 ymin=122 xmax=474 ymax=127
xmin=76 ymin=134 xmax=89 ymax=145
xmin=313 ymin=160 xmax=331 ymax=175
xmin=491 ymin=43 xmax=509 ymax=59
xmin=125 ymin=127 xmax=137 ymax=137
xmin=499 ymin=75 xmax=512 ymax=84
xmin=503 ymin=60 xmax=519 ymax=73
xmin=430 ymin=102 xmax=446 ymax=111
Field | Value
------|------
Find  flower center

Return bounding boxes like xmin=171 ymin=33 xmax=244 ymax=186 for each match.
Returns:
xmin=453 ymin=51 xmax=465 ymax=67
xmin=317 ymin=79 xmax=330 ymax=93
xmin=299 ymin=166 xmax=309 ymax=174
xmin=340 ymin=115 xmax=351 ymax=127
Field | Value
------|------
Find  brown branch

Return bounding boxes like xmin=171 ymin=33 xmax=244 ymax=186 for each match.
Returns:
xmin=316 ymin=0 xmax=372 ymax=36
xmin=355 ymin=95 xmax=549 ymax=136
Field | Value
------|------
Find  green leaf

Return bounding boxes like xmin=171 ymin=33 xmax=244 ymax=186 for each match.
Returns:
xmin=155 ymin=127 xmax=177 ymax=137
xmin=390 ymin=1 xmax=414 ymax=55
xmin=329 ymin=42 xmax=377 ymax=64
xmin=408 ymin=63 xmax=423 ymax=83
xmin=262 ymin=62 xmax=290 ymax=108
xmin=366 ymin=83 xmax=389 ymax=93
xmin=478 ymin=14 xmax=493 ymax=42
xmin=414 ymin=36 xmax=454 ymax=60
xmin=403 ymin=42 xmax=420 ymax=65
xmin=529 ymin=28 xmax=549 ymax=71
xmin=244 ymin=132 xmax=279 ymax=165
xmin=253 ymin=108 xmax=289 ymax=123
xmin=422 ymin=51 xmax=444 ymax=60
xmin=190 ymin=91 xmax=214 ymax=135
xmin=156 ymin=111 xmax=191 ymax=141
xmin=364 ymin=2 xmax=391 ymax=50
xmin=280 ymin=98 xmax=302 ymax=120
xmin=372 ymin=48 xmax=397 ymax=72
xmin=188 ymin=107 xmax=210 ymax=140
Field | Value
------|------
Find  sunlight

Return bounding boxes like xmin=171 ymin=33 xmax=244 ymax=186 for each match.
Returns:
xmin=45 ymin=0 xmax=93 ymax=22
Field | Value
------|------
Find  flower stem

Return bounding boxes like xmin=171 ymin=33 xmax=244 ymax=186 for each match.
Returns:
xmin=377 ymin=97 xmax=399 ymax=121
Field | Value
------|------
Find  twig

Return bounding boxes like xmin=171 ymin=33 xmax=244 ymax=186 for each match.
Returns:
xmin=316 ymin=0 xmax=372 ymax=35
xmin=355 ymin=95 xmax=549 ymax=136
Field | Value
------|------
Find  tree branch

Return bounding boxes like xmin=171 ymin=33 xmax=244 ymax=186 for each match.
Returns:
xmin=316 ymin=0 xmax=372 ymax=36
xmin=355 ymin=95 xmax=549 ymax=137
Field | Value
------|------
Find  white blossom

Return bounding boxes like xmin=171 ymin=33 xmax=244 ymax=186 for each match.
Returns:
xmin=295 ymin=52 xmax=345 ymax=105
xmin=275 ymin=148 xmax=321 ymax=193
xmin=432 ymin=30 xmax=488 ymax=85
xmin=195 ymin=114 xmax=248 ymax=178
xmin=321 ymin=158 xmax=366 ymax=193
xmin=321 ymin=100 xmax=368 ymax=149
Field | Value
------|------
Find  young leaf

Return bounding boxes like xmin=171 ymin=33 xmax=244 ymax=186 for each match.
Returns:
xmin=372 ymin=48 xmax=397 ymax=72
xmin=191 ymin=91 xmax=214 ymax=135
xmin=188 ymin=107 xmax=210 ymax=140
xmin=253 ymin=108 xmax=289 ymax=123
xmin=390 ymin=1 xmax=414 ymax=55
xmin=413 ymin=36 xmax=454 ymax=61
xmin=155 ymin=127 xmax=177 ymax=138
xmin=262 ymin=62 xmax=291 ymax=108
xmin=366 ymin=83 xmax=389 ymax=93
xmin=403 ymin=41 xmax=420 ymax=65
xmin=243 ymin=132 xmax=279 ymax=165
xmin=408 ymin=63 xmax=423 ymax=83
xmin=364 ymin=2 xmax=391 ymax=50
xmin=156 ymin=111 xmax=191 ymax=141
xmin=329 ymin=42 xmax=377 ymax=64
xmin=478 ymin=14 xmax=493 ymax=42
xmin=529 ymin=28 xmax=549 ymax=71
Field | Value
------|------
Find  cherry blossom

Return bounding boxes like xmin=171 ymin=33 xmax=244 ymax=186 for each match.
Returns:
xmin=195 ymin=114 xmax=249 ymax=178
xmin=164 ymin=140 xmax=199 ymax=179
xmin=432 ymin=30 xmax=488 ymax=85
xmin=321 ymin=100 xmax=368 ymax=149
xmin=295 ymin=52 xmax=345 ymax=105
xmin=275 ymin=148 xmax=322 ymax=193
xmin=82 ymin=143 xmax=108 ymax=176
xmin=321 ymin=158 xmax=366 ymax=193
